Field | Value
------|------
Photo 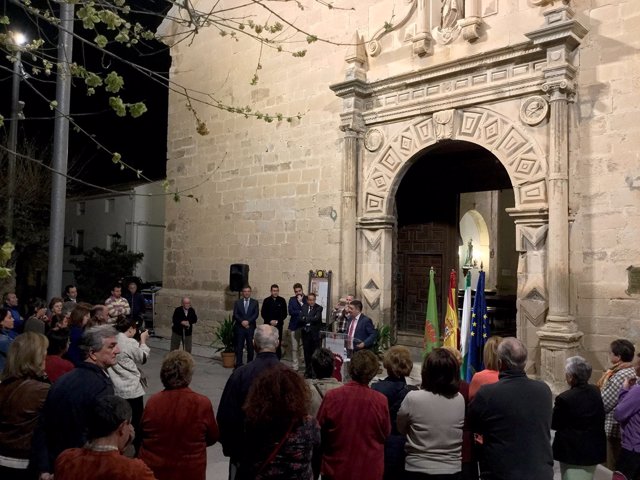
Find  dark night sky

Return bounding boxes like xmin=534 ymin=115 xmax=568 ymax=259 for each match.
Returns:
xmin=0 ymin=0 xmax=170 ymax=189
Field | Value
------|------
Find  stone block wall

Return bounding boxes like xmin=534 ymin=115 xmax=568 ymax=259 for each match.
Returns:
xmin=570 ymin=0 xmax=640 ymax=378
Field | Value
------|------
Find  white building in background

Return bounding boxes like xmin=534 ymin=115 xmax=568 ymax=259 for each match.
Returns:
xmin=62 ymin=182 xmax=166 ymax=286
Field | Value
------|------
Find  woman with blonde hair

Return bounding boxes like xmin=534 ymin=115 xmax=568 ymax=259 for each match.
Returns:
xmin=0 ymin=332 xmax=51 ymax=479
xmin=469 ymin=335 xmax=503 ymax=399
xmin=372 ymin=345 xmax=416 ymax=479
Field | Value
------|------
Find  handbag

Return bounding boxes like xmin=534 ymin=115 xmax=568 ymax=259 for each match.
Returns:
xmin=255 ymin=421 xmax=294 ymax=476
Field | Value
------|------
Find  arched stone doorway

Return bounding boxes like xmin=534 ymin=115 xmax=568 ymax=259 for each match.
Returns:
xmin=354 ymin=107 xmax=558 ymax=374
xmin=393 ymin=139 xmax=518 ymax=349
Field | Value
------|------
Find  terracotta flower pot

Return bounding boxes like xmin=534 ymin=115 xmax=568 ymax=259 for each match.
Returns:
xmin=221 ymin=351 xmax=235 ymax=368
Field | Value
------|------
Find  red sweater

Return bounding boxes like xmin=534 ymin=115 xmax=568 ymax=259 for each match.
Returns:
xmin=317 ymin=381 xmax=391 ymax=480
xmin=45 ymin=355 xmax=74 ymax=383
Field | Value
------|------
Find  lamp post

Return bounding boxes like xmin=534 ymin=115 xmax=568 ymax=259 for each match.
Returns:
xmin=6 ymin=31 xmax=27 ymax=241
xmin=46 ymin=2 xmax=74 ymax=300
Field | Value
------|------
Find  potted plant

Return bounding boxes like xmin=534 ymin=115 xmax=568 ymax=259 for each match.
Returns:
xmin=212 ymin=315 xmax=235 ymax=368
xmin=372 ymin=324 xmax=392 ymax=360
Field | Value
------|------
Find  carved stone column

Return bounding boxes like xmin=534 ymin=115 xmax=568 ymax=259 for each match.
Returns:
xmin=340 ymin=128 xmax=360 ymax=297
xmin=331 ymin=33 xmax=368 ymax=299
xmin=526 ymin=4 xmax=587 ymax=391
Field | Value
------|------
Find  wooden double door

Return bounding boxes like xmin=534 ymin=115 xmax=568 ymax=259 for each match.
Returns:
xmin=396 ymin=220 xmax=458 ymax=334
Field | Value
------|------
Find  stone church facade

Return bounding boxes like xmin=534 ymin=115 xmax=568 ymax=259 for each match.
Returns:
xmin=157 ymin=0 xmax=640 ymax=390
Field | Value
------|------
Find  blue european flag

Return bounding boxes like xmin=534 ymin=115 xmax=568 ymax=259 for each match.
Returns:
xmin=465 ymin=271 xmax=490 ymax=382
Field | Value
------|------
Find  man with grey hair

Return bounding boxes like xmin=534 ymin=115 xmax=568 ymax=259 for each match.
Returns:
xmin=34 ymin=325 xmax=120 ymax=478
xmin=217 ymin=324 xmax=280 ymax=479
xmin=469 ymin=337 xmax=553 ymax=480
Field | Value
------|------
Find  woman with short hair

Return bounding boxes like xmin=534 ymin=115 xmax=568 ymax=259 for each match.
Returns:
xmin=139 ymin=351 xmax=218 ymax=480
xmin=397 ymin=347 xmax=465 ymax=480
xmin=552 ymin=356 xmax=606 ymax=480
xmin=0 ymin=332 xmax=51 ymax=479
xmin=317 ymin=349 xmax=391 ymax=479
xmin=24 ymin=299 xmax=48 ymax=335
xmin=237 ymin=364 xmax=320 ymax=479
xmin=372 ymin=345 xmax=416 ymax=479
xmin=469 ymin=335 xmax=502 ymax=399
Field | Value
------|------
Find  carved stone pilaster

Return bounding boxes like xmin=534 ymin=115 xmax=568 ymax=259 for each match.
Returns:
xmin=525 ymin=4 xmax=587 ymax=390
xmin=356 ymin=216 xmax=395 ymax=324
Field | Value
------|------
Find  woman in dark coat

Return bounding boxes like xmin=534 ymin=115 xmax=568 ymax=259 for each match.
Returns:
xmin=237 ymin=364 xmax=320 ymax=479
xmin=552 ymin=356 xmax=606 ymax=480
xmin=372 ymin=345 xmax=416 ymax=480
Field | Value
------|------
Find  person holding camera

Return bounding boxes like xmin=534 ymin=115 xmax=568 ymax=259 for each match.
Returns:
xmin=108 ymin=316 xmax=150 ymax=454
xmin=300 ymin=293 xmax=323 ymax=379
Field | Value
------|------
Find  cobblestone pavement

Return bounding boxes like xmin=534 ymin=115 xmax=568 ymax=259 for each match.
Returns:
xmin=144 ymin=337 xmax=612 ymax=480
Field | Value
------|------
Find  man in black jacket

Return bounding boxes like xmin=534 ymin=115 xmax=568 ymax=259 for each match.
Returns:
xmin=124 ymin=280 xmax=146 ymax=328
xmin=34 ymin=325 xmax=119 ymax=478
xmin=171 ymin=297 xmax=198 ymax=353
xmin=300 ymin=292 xmax=324 ymax=378
xmin=217 ymin=325 xmax=280 ymax=480
xmin=468 ymin=337 xmax=553 ymax=480
xmin=260 ymin=284 xmax=287 ymax=359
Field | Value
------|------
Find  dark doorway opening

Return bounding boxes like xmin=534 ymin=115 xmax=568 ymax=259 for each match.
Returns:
xmin=395 ymin=140 xmax=514 ymax=335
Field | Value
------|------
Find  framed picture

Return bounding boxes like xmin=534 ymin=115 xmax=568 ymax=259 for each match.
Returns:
xmin=308 ymin=269 xmax=332 ymax=323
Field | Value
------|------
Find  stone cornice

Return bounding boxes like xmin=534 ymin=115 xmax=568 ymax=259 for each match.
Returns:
xmin=331 ymin=42 xmax=544 ymax=99
xmin=362 ymin=76 xmax=545 ymax=126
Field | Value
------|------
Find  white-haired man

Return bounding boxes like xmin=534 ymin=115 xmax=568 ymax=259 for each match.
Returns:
xmin=469 ymin=337 xmax=553 ymax=480
xmin=217 ymin=324 xmax=280 ymax=480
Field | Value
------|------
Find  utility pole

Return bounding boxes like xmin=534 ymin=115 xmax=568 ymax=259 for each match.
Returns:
xmin=47 ymin=2 xmax=75 ymax=300
xmin=6 ymin=33 xmax=26 ymax=240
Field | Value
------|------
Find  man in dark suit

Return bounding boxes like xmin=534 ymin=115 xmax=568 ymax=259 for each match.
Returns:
xmin=232 ymin=285 xmax=259 ymax=367
xmin=346 ymin=300 xmax=377 ymax=350
xmin=171 ymin=297 xmax=198 ymax=353
xmin=300 ymin=292 xmax=324 ymax=378
xmin=260 ymin=284 xmax=288 ymax=359
xmin=468 ymin=337 xmax=553 ymax=480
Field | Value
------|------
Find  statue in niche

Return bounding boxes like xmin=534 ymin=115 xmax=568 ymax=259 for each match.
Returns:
xmin=441 ymin=0 xmax=462 ymax=29
xmin=463 ymin=238 xmax=475 ymax=268
xmin=432 ymin=0 xmax=463 ymax=45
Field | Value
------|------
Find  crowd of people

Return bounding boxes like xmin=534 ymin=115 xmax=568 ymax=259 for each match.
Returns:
xmin=0 ymin=284 xmax=214 ymax=480
xmin=2 ymin=281 xmax=640 ymax=480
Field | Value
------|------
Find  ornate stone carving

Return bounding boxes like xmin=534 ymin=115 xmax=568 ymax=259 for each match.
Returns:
xmin=362 ymin=278 xmax=382 ymax=309
xmin=344 ymin=32 xmax=368 ymax=82
xmin=362 ymin=107 xmax=547 ymax=216
xmin=459 ymin=16 xmax=482 ymax=42
xmin=433 ymin=109 xmax=456 ymax=141
xmin=520 ymin=95 xmax=549 ymax=126
xmin=367 ymin=0 xmax=418 ymax=57
xmin=432 ymin=0 xmax=463 ymax=45
xmin=516 ymin=225 xmax=549 ymax=327
xmin=364 ymin=128 xmax=384 ymax=152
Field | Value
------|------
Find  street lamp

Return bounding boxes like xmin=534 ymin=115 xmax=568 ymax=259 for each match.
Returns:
xmin=6 ymin=31 xmax=28 ymax=240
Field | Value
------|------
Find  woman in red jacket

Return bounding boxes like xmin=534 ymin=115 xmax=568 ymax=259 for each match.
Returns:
xmin=139 ymin=350 xmax=218 ymax=480
xmin=317 ymin=349 xmax=391 ymax=480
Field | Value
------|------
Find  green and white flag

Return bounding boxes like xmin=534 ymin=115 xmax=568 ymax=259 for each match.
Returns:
xmin=460 ymin=272 xmax=472 ymax=379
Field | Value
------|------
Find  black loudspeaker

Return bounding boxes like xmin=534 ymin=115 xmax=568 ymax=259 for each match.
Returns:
xmin=229 ymin=264 xmax=250 ymax=292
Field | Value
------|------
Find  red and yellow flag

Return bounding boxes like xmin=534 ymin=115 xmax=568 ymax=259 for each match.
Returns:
xmin=443 ymin=270 xmax=458 ymax=349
